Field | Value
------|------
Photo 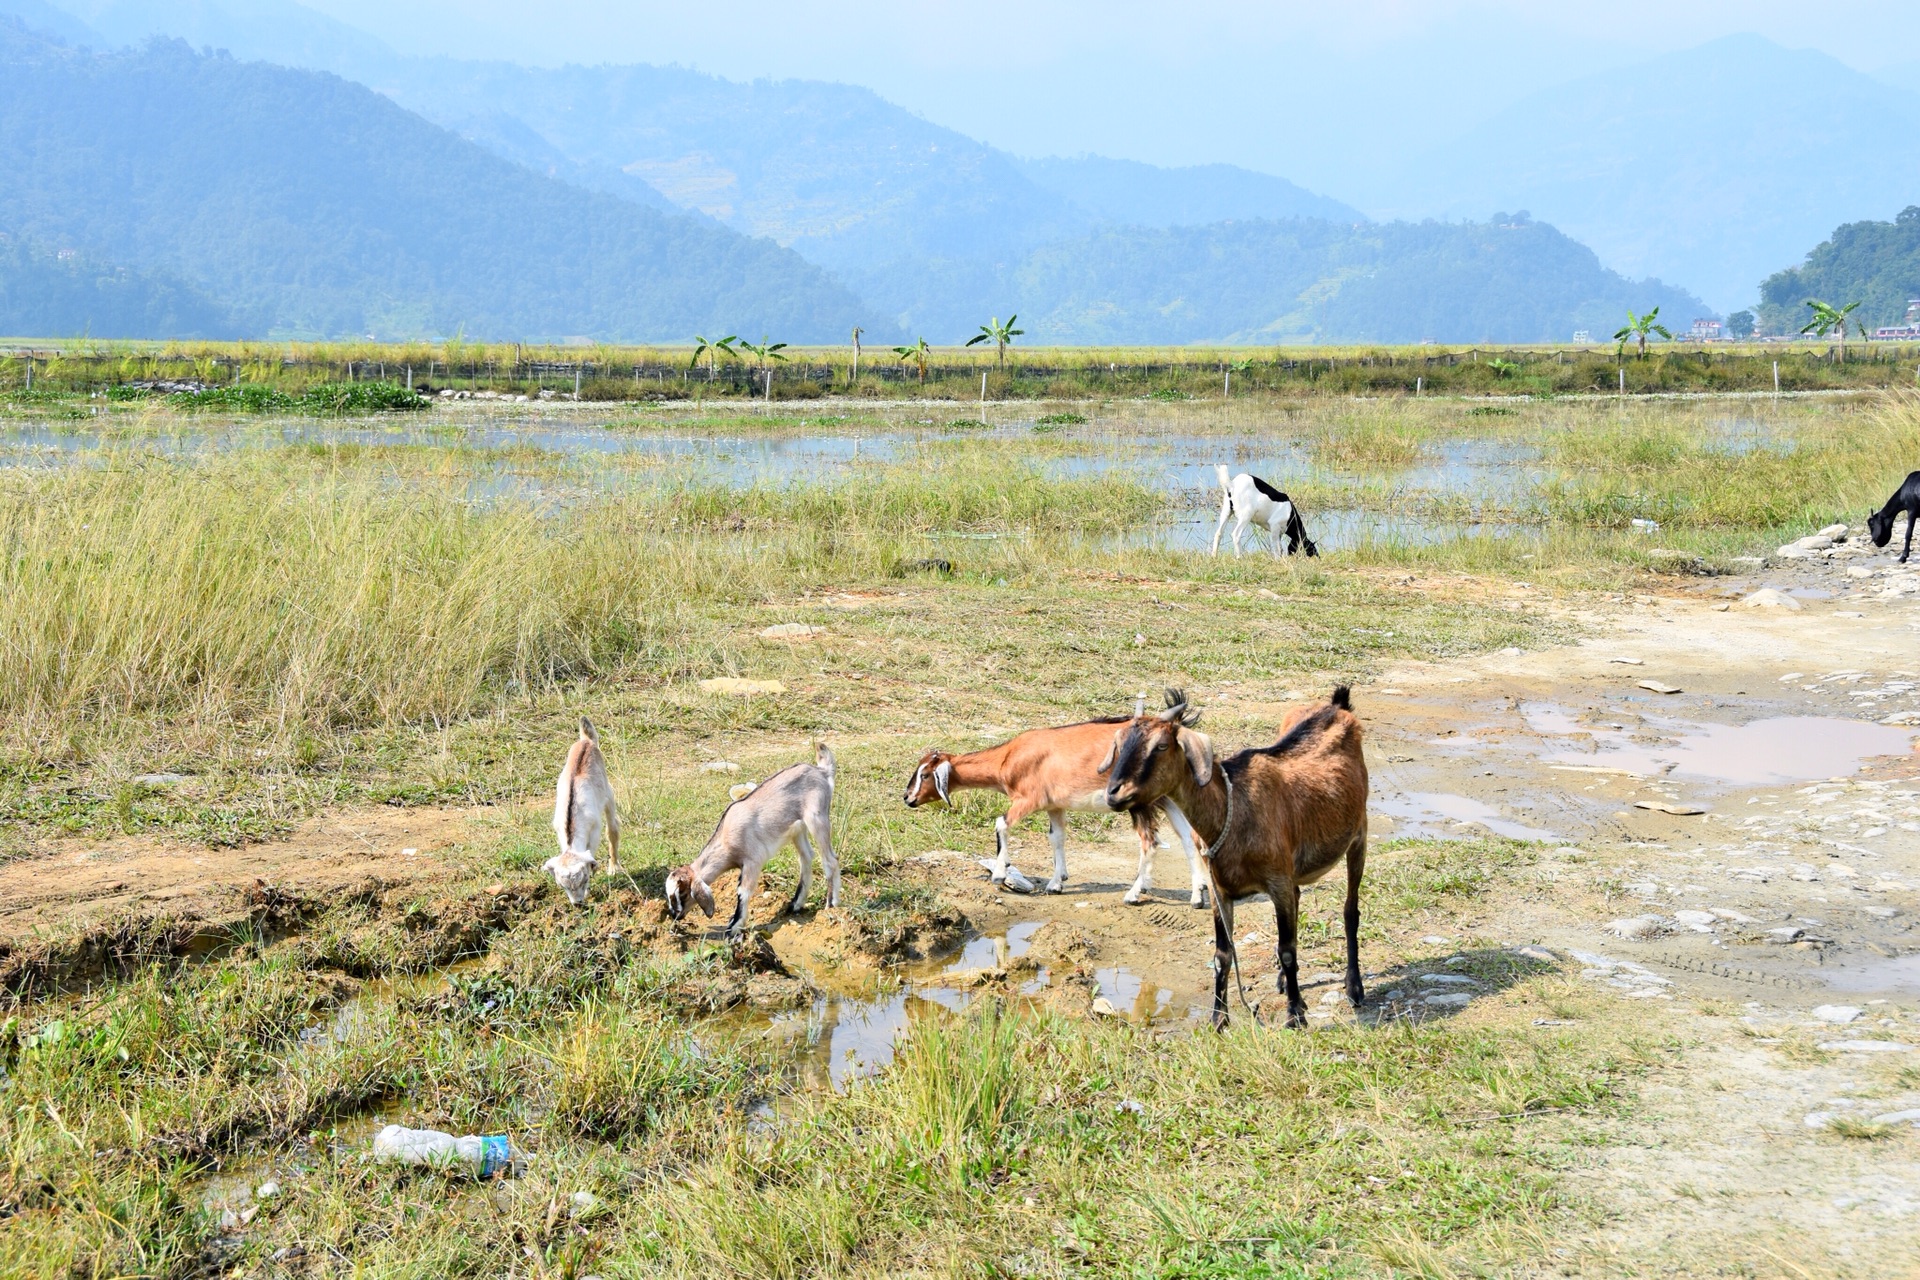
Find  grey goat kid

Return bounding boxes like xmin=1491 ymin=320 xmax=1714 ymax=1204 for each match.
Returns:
xmin=666 ymin=744 xmax=838 ymax=938
xmin=546 ymin=716 xmax=621 ymax=906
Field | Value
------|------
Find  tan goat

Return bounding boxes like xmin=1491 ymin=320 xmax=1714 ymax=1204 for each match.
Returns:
xmin=901 ymin=696 xmax=1209 ymax=904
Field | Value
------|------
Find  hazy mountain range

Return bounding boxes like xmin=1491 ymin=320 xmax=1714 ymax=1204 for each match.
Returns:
xmin=1 ymin=0 xmax=1910 ymax=342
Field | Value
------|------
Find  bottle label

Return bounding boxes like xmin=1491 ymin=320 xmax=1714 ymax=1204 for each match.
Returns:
xmin=480 ymin=1135 xmax=511 ymax=1178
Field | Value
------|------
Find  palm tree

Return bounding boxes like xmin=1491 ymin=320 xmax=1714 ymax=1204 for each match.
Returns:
xmin=1613 ymin=307 xmax=1672 ymax=359
xmin=689 ymin=334 xmax=738 ymax=381
xmin=1801 ymin=299 xmax=1864 ymax=361
xmin=963 ymin=314 xmax=1023 ymax=369
xmin=893 ymin=337 xmax=931 ymax=384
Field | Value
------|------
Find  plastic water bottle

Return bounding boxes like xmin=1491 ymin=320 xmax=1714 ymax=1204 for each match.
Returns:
xmin=372 ymin=1124 xmax=513 ymax=1177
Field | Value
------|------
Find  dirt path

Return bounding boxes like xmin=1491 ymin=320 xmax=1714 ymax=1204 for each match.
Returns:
xmin=0 ymin=806 xmax=481 ymax=943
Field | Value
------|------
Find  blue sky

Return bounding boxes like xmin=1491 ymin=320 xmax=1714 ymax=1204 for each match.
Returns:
xmin=296 ymin=0 xmax=1920 ymax=194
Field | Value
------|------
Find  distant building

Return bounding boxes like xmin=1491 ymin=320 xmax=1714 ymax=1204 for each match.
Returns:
xmin=1571 ymin=329 xmax=1591 ymax=344
xmin=1873 ymin=300 xmax=1920 ymax=339
xmin=1687 ymin=318 xmax=1722 ymax=341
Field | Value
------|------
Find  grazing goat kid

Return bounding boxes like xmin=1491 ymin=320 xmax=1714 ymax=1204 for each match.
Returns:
xmin=1868 ymin=470 xmax=1920 ymax=563
xmin=547 ymin=716 xmax=621 ymax=906
xmin=1210 ymin=464 xmax=1319 ymax=558
xmin=1201 ymin=687 xmax=1368 ymax=1029
xmin=666 ymin=744 xmax=837 ymax=938
xmin=902 ymin=696 xmax=1210 ymax=905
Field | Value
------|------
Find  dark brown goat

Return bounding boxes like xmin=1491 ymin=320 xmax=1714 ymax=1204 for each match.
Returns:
xmin=1105 ymin=686 xmax=1368 ymax=1028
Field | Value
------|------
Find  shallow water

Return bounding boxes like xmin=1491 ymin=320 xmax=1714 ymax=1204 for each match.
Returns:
xmin=765 ymin=918 xmax=1179 ymax=1091
xmin=1375 ymin=791 xmax=1560 ymax=841
xmin=1544 ymin=715 xmax=1914 ymax=786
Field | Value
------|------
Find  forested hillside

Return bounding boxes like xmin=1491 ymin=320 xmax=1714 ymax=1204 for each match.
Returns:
xmin=0 ymin=21 xmax=874 ymax=341
xmin=1759 ymin=208 xmax=1920 ymax=336
xmin=0 ymin=233 xmax=236 ymax=337
xmin=854 ymin=214 xmax=1707 ymax=344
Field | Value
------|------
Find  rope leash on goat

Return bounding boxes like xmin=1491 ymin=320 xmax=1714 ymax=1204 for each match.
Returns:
xmin=1207 ymin=771 xmax=1265 ymax=1028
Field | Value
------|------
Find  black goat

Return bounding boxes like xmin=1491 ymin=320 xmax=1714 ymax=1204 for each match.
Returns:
xmin=1869 ymin=471 xmax=1920 ymax=563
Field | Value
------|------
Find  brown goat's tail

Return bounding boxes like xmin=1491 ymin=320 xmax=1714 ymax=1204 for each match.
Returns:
xmin=579 ymin=715 xmax=598 ymax=743
xmin=1330 ymin=685 xmax=1351 ymax=711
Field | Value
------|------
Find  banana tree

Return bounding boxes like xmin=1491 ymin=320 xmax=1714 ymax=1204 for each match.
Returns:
xmin=1800 ymin=299 xmax=1863 ymax=361
xmin=1613 ymin=307 xmax=1672 ymax=359
xmin=963 ymin=314 xmax=1023 ymax=369
xmin=893 ymin=337 xmax=931 ymax=384
xmin=689 ymin=334 xmax=739 ymax=381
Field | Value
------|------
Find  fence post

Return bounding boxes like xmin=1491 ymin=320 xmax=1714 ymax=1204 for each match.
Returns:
xmin=574 ymin=365 xmax=582 ymax=398
xmin=1618 ymin=367 xmax=1625 ymax=395
xmin=980 ymin=371 xmax=987 ymax=424
xmin=1415 ymin=375 xmax=1422 ymax=395
xmin=23 ymin=356 xmax=30 ymax=392
xmin=1773 ymin=360 xmax=1779 ymax=397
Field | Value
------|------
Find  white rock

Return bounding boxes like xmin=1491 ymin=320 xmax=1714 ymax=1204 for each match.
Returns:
xmin=1672 ymin=909 xmax=1717 ymax=929
xmin=1239 ymin=932 xmax=1266 ymax=946
xmin=1812 ymin=1005 xmax=1863 ymax=1024
xmin=1604 ymin=916 xmax=1668 ymax=940
xmin=758 ymin=623 xmax=824 ymax=640
xmin=1741 ymin=588 xmax=1802 ymax=611
xmin=1818 ymin=1041 xmax=1912 ymax=1053
xmin=1767 ymin=926 xmax=1806 ymax=943
xmin=255 ymin=1180 xmax=280 ymax=1199
xmin=1818 ymin=524 xmax=1849 ymax=540
xmin=1709 ymin=909 xmax=1756 ymax=923
xmin=1511 ymin=945 xmax=1557 ymax=963
xmin=701 ymin=761 xmax=742 ymax=774
xmin=570 ymin=1191 xmax=599 ymax=1217
xmin=1871 ymin=1109 xmax=1920 ymax=1125
xmin=1420 ymin=935 xmax=1453 ymax=945
xmin=1423 ymin=992 xmax=1471 ymax=1007
xmin=1804 ymin=1111 xmax=1833 ymax=1129
xmin=1846 ymin=566 xmax=1876 ymax=579
xmin=1419 ymin=973 xmax=1478 ymax=986
xmin=1115 ymin=1098 xmax=1144 ymax=1113
xmin=1090 ymin=996 xmax=1119 ymax=1017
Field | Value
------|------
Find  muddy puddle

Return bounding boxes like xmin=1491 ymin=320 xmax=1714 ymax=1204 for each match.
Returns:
xmin=1376 ymin=791 xmax=1560 ymax=841
xmin=1533 ymin=710 xmax=1916 ymax=787
xmin=765 ymin=918 xmax=1185 ymax=1090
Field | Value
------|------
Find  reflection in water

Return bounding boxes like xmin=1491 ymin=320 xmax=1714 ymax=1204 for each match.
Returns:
xmin=766 ymin=919 xmax=1179 ymax=1091
xmin=1547 ymin=715 xmax=1913 ymax=786
xmin=1374 ymin=791 xmax=1559 ymax=841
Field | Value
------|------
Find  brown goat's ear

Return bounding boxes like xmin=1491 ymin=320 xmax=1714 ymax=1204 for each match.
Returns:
xmin=693 ymin=879 xmax=716 ymax=918
xmin=933 ymin=760 xmax=952 ymax=803
xmin=1178 ymin=728 xmax=1214 ymax=787
xmin=1098 ymin=728 xmax=1123 ymax=775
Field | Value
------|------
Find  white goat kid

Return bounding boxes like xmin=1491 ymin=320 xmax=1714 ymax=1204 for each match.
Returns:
xmin=666 ymin=744 xmax=838 ymax=938
xmin=1210 ymin=464 xmax=1319 ymax=558
xmin=546 ymin=716 xmax=621 ymax=906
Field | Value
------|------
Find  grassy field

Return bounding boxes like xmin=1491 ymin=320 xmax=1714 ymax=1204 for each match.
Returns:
xmin=0 ymin=391 xmax=1910 ymax=1277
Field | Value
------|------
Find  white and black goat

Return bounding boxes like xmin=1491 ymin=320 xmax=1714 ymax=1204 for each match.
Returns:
xmin=547 ymin=716 xmax=622 ymax=906
xmin=1869 ymin=470 xmax=1920 ymax=563
xmin=666 ymin=744 xmax=837 ymax=938
xmin=1210 ymin=465 xmax=1319 ymax=557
